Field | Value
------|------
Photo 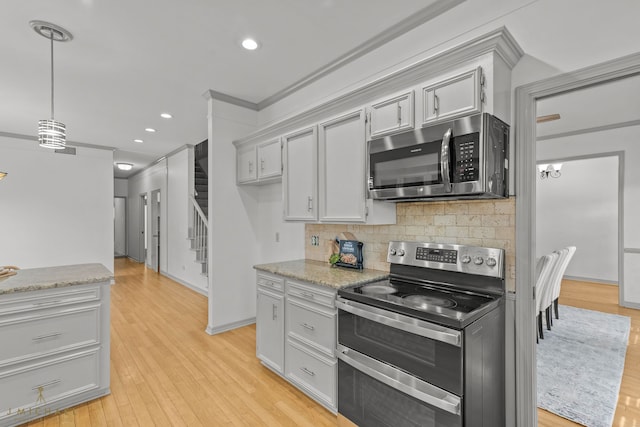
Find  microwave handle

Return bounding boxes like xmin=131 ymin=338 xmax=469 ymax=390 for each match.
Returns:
xmin=440 ymin=128 xmax=452 ymax=193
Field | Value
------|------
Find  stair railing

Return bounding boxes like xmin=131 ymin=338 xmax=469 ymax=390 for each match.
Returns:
xmin=189 ymin=194 xmax=208 ymax=278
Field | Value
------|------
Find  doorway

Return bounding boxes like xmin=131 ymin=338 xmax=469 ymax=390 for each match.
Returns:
xmin=140 ymin=193 xmax=148 ymax=264
xmin=150 ymin=189 xmax=161 ymax=273
xmin=514 ymin=54 xmax=640 ymax=426
xmin=114 ymin=197 xmax=127 ymax=258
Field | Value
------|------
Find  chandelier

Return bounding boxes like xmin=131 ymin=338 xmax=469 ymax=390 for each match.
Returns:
xmin=30 ymin=21 xmax=73 ymax=149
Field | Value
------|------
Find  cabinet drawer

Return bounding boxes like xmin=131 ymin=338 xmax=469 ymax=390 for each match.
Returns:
xmin=287 ymin=298 xmax=335 ymax=357
xmin=285 ymin=338 xmax=336 ymax=410
xmin=0 ymin=305 xmax=100 ymax=366
xmin=257 ymin=273 xmax=284 ymax=293
xmin=0 ymin=349 xmax=99 ymax=415
xmin=287 ymin=280 xmax=335 ymax=308
xmin=0 ymin=286 xmax=101 ymax=316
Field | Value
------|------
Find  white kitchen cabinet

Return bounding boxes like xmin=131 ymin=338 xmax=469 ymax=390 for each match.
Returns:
xmin=257 ymin=138 xmax=281 ymax=181
xmin=285 ymin=279 xmax=337 ymax=413
xmin=422 ymin=66 xmax=485 ymax=125
xmin=237 ymin=145 xmax=257 ymax=184
xmin=282 ymin=126 xmax=318 ymax=221
xmin=318 ymin=109 xmax=367 ymax=222
xmin=256 ymin=274 xmax=285 ymax=374
xmin=0 ymin=283 xmax=110 ymax=427
xmin=368 ymin=90 xmax=414 ymax=139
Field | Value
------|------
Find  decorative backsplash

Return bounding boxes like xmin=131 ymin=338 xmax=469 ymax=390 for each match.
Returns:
xmin=306 ymin=198 xmax=516 ymax=291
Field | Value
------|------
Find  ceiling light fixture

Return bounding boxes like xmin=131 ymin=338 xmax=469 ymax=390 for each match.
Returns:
xmin=241 ymin=38 xmax=259 ymax=50
xmin=145 ymin=128 xmax=156 ymax=133
xmin=537 ymin=163 xmax=563 ymax=179
xmin=30 ymin=21 xmax=73 ymax=149
xmin=0 ymin=172 xmax=7 ymax=181
xmin=160 ymin=113 xmax=172 ymax=119
xmin=116 ymin=163 xmax=133 ymax=171
xmin=133 ymin=139 xmax=144 ymax=143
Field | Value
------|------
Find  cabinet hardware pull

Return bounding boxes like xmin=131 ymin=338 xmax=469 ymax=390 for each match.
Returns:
xmin=397 ymin=104 xmax=402 ymax=124
xmin=434 ymin=94 xmax=439 ymax=113
xmin=301 ymin=323 xmax=315 ymax=331
xmin=33 ymin=300 xmax=62 ymax=306
xmin=261 ymin=158 xmax=265 ymax=172
xmin=32 ymin=332 xmax=62 ymax=341
xmin=32 ymin=379 xmax=61 ymax=391
xmin=301 ymin=291 xmax=315 ymax=299
xmin=272 ymin=304 xmax=277 ymax=321
xmin=480 ymin=91 xmax=485 ymax=103
xmin=307 ymin=196 xmax=313 ymax=212
xmin=300 ymin=367 xmax=315 ymax=376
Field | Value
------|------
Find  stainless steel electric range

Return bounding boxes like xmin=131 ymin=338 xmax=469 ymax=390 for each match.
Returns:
xmin=336 ymin=241 xmax=505 ymax=427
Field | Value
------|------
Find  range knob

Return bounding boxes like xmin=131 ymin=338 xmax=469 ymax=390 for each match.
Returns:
xmin=474 ymin=257 xmax=484 ymax=265
xmin=389 ymin=248 xmax=397 ymax=256
xmin=397 ymin=249 xmax=406 ymax=256
xmin=461 ymin=255 xmax=472 ymax=264
xmin=486 ymin=257 xmax=497 ymax=267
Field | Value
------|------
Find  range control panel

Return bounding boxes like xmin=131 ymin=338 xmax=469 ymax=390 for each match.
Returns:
xmin=387 ymin=241 xmax=504 ymax=279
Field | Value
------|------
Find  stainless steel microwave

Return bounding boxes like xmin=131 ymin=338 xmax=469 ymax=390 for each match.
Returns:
xmin=367 ymin=113 xmax=509 ymax=201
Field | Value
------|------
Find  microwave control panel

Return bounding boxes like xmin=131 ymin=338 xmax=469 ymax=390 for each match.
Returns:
xmin=453 ymin=133 xmax=479 ymax=182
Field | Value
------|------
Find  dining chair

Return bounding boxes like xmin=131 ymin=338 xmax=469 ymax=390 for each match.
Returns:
xmin=535 ymin=252 xmax=558 ymax=340
xmin=551 ymin=246 xmax=576 ymax=319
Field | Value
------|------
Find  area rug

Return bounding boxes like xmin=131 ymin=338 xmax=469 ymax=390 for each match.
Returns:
xmin=537 ymin=305 xmax=630 ymax=427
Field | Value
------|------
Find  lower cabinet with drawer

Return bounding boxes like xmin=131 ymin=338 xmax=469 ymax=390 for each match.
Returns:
xmin=255 ymin=272 xmax=338 ymax=413
xmin=0 ymin=283 xmax=111 ymax=427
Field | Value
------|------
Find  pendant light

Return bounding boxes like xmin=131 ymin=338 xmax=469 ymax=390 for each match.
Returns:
xmin=30 ymin=21 xmax=73 ymax=149
xmin=0 ymin=172 xmax=7 ymax=181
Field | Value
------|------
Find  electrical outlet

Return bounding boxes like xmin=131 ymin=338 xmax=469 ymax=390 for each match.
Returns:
xmin=310 ymin=235 xmax=320 ymax=246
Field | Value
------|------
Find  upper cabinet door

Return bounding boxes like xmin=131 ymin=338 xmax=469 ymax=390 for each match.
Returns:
xmin=237 ymin=145 xmax=257 ymax=183
xmin=368 ymin=91 xmax=414 ymax=140
xmin=283 ymin=126 xmax=318 ymax=221
xmin=422 ymin=67 xmax=484 ymax=125
xmin=257 ymin=138 xmax=282 ymax=180
xmin=318 ymin=109 xmax=366 ymax=223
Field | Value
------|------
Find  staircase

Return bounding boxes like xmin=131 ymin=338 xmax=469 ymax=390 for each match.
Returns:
xmin=189 ymin=140 xmax=208 ymax=278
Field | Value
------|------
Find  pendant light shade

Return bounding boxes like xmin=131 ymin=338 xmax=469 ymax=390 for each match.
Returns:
xmin=30 ymin=21 xmax=73 ymax=149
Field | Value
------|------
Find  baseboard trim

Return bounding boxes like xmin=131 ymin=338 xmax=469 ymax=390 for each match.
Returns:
xmin=564 ymin=275 xmax=618 ymax=286
xmin=161 ymin=270 xmax=208 ymax=296
xmin=206 ymin=317 xmax=256 ymax=335
xmin=621 ymin=301 xmax=640 ymax=310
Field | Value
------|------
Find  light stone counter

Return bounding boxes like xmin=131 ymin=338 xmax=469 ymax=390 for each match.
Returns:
xmin=0 ymin=263 xmax=113 ymax=295
xmin=254 ymin=259 xmax=388 ymax=290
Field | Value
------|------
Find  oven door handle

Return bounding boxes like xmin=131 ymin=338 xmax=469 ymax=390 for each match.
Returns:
xmin=440 ymin=128 xmax=452 ymax=193
xmin=336 ymin=297 xmax=461 ymax=347
xmin=337 ymin=344 xmax=461 ymax=416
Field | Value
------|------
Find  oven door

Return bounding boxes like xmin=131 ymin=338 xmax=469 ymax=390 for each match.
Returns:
xmin=336 ymin=297 xmax=463 ymax=395
xmin=337 ymin=347 xmax=462 ymax=427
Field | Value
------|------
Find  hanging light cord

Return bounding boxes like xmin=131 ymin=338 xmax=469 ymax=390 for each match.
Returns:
xmin=50 ymin=29 xmax=55 ymax=120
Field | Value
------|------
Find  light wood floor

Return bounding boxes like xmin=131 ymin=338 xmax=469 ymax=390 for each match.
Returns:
xmin=23 ymin=262 xmax=638 ymax=426
xmin=537 ymin=279 xmax=640 ymax=427
xmin=25 ymin=258 xmax=337 ymax=427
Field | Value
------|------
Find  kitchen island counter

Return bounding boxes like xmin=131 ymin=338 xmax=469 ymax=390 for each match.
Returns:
xmin=0 ymin=263 xmax=113 ymax=295
xmin=254 ymin=259 xmax=388 ymax=290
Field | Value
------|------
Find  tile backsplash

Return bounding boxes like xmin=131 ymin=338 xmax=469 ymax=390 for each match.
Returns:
xmin=306 ymin=198 xmax=516 ymax=291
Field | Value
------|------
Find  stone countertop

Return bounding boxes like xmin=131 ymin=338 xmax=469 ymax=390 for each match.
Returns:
xmin=254 ymin=259 xmax=389 ymax=290
xmin=0 ymin=263 xmax=114 ymax=295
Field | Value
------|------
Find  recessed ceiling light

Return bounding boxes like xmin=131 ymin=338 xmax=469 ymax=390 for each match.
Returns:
xmin=116 ymin=163 xmax=133 ymax=171
xmin=242 ymin=38 xmax=259 ymax=50
xmin=133 ymin=139 xmax=144 ymax=143
xmin=160 ymin=113 xmax=172 ymax=119
xmin=145 ymin=128 xmax=156 ymax=133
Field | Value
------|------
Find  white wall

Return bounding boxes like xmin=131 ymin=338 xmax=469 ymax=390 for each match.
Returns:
xmin=207 ymin=99 xmax=266 ymax=333
xmin=114 ymin=178 xmax=128 ymax=197
xmin=127 ymin=160 xmax=167 ymax=267
xmin=536 ymin=156 xmax=618 ymax=283
xmin=166 ymin=148 xmax=208 ymax=293
xmin=0 ymin=136 xmax=114 ymax=272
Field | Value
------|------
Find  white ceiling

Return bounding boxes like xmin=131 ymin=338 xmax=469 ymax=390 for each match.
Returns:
xmin=0 ymin=0 xmax=447 ymax=178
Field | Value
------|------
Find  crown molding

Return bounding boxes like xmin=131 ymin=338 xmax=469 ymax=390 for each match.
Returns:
xmin=202 ymin=90 xmax=259 ymax=111
xmin=233 ymin=26 xmax=524 ymax=147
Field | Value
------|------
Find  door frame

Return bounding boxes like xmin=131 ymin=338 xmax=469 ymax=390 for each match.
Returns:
xmin=514 ymin=52 xmax=640 ymax=426
xmin=139 ymin=193 xmax=148 ymax=264
xmin=114 ymin=196 xmax=127 ymax=257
